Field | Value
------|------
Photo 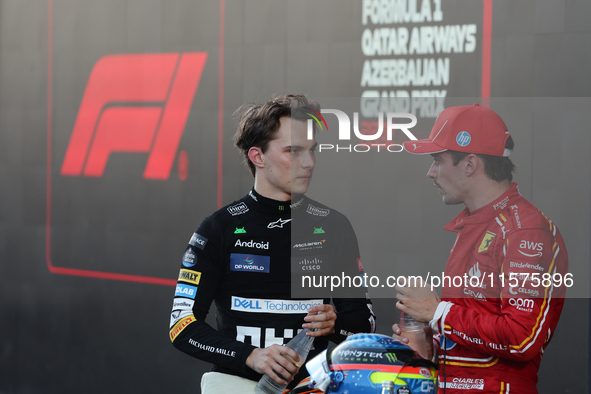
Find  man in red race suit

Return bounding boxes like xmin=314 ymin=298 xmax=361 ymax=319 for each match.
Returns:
xmin=394 ymin=104 xmax=569 ymax=393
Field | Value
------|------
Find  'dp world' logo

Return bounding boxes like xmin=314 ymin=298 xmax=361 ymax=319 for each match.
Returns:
xmin=60 ymin=52 xmax=207 ymax=180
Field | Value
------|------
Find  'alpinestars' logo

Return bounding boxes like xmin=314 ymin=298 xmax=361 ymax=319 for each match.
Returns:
xmin=267 ymin=218 xmax=292 ymax=229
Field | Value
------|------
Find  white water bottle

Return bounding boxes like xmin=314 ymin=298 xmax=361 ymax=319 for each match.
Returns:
xmin=255 ymin=329 xmax=315 ymax=394
xmin=399 ymin=311 xmax=428 ymax=359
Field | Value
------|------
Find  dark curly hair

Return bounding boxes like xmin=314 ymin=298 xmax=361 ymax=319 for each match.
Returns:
xmin=449 ymin=137 xmax=516 ymax=182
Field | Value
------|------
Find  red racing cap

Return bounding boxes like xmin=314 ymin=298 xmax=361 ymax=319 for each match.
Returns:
xmin=403 ymin=103 xmax=511 ymax=157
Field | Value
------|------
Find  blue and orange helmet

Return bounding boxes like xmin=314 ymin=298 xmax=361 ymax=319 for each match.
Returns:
xmin=304 ymin=333 xmax=437 ymax=394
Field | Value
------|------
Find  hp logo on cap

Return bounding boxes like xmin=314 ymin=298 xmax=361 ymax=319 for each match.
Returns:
xmin=456 ymin=131 xmax=471 ymax=147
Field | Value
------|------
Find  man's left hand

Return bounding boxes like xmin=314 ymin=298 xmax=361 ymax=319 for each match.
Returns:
xmin=303 ymin=304 xmax=336 ymax=336
xmin=395 ymin=279 xmax=441 ymax=323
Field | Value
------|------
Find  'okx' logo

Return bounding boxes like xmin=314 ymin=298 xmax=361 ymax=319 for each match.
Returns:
xmin=60 ymin=52 xmax=208 ymax=179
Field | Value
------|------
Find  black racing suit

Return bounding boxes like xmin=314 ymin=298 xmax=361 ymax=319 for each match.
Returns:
xmin=169 ymin=189 xmax=375 ymax=387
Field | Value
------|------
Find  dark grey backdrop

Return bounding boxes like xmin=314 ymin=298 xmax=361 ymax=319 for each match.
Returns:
xmin=1 ymin=0 xmax=589 ymax=393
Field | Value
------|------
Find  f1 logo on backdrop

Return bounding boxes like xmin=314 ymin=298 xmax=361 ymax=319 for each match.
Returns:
xmin=60 ymin=52 xmax=208 ymax=180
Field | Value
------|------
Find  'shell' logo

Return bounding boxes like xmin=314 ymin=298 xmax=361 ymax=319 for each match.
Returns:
xmin=60 ymin=52 xmax=208 ymax=179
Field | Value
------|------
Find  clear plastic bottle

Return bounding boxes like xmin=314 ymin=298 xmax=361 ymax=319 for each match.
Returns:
xmin=381 ymin=380 xmax=395 ymax=394
xmin=399 ymin=311 xmax=428 ymax=359
xmin=255 ymin=329 xmax=315 ymax=394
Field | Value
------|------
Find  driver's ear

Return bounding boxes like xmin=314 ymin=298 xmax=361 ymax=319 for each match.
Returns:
xmin=248 ymin=147 xmax=265 ymax=169
xmin=464 ymin=154 xmax=479 ymax=177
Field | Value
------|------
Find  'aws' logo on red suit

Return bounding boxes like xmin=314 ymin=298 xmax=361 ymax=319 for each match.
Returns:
xmin=60 ymin=52 xmax=207 ymax=180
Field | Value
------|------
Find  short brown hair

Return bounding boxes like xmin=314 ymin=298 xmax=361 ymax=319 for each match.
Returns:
xmin=449 ymin=136 xmax=516 ymax=182
xmin=233 ymin=94 xmax=320 ymax=176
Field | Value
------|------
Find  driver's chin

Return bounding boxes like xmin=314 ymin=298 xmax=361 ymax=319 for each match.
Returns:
xmin=442 ymin=195 xmax=461 ymax=206
xmin=291 ymin=180 xmax=310 ymax=196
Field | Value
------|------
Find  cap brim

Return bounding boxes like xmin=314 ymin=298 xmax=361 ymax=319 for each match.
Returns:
xmin=403 ymin=139 xmax=448 ymax=155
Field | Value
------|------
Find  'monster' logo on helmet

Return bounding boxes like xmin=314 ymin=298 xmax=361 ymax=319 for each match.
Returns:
xmin=323 ymin=334 xmax=437 ymax=394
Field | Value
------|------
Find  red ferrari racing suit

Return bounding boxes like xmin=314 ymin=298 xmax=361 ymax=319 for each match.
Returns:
xmin=432 ymin=183 xmax=569 ymax=393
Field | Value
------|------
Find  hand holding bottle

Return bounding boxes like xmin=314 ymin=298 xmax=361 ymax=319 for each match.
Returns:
xmin=247 ymin=344 xmax=300 ymax=386
xmin=398 ymin=311 xmax=429 ymax=359
xmin=303 ymin=304 xmax=336 ymax=336
xmin=254 ymin=329 xmax=315 ymax=394
xmin=394 ymin=277 xmax=440 ymax=323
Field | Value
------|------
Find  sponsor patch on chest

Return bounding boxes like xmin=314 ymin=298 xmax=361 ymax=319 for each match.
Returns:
xmin=230 ymin=253 xmax=270 ymax=273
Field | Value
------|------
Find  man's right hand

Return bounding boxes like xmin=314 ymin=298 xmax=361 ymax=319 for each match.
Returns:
xmin=246 ymin=345 xmax=301 ymax=385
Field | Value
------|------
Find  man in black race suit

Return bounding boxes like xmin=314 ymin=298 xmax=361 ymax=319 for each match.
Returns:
xmin=169 ymin=95 xmax=376 ymax=391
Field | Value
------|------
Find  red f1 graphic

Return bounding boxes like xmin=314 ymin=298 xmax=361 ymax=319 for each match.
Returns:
xmin=60 ymin=52 xmax=207 ymax=180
